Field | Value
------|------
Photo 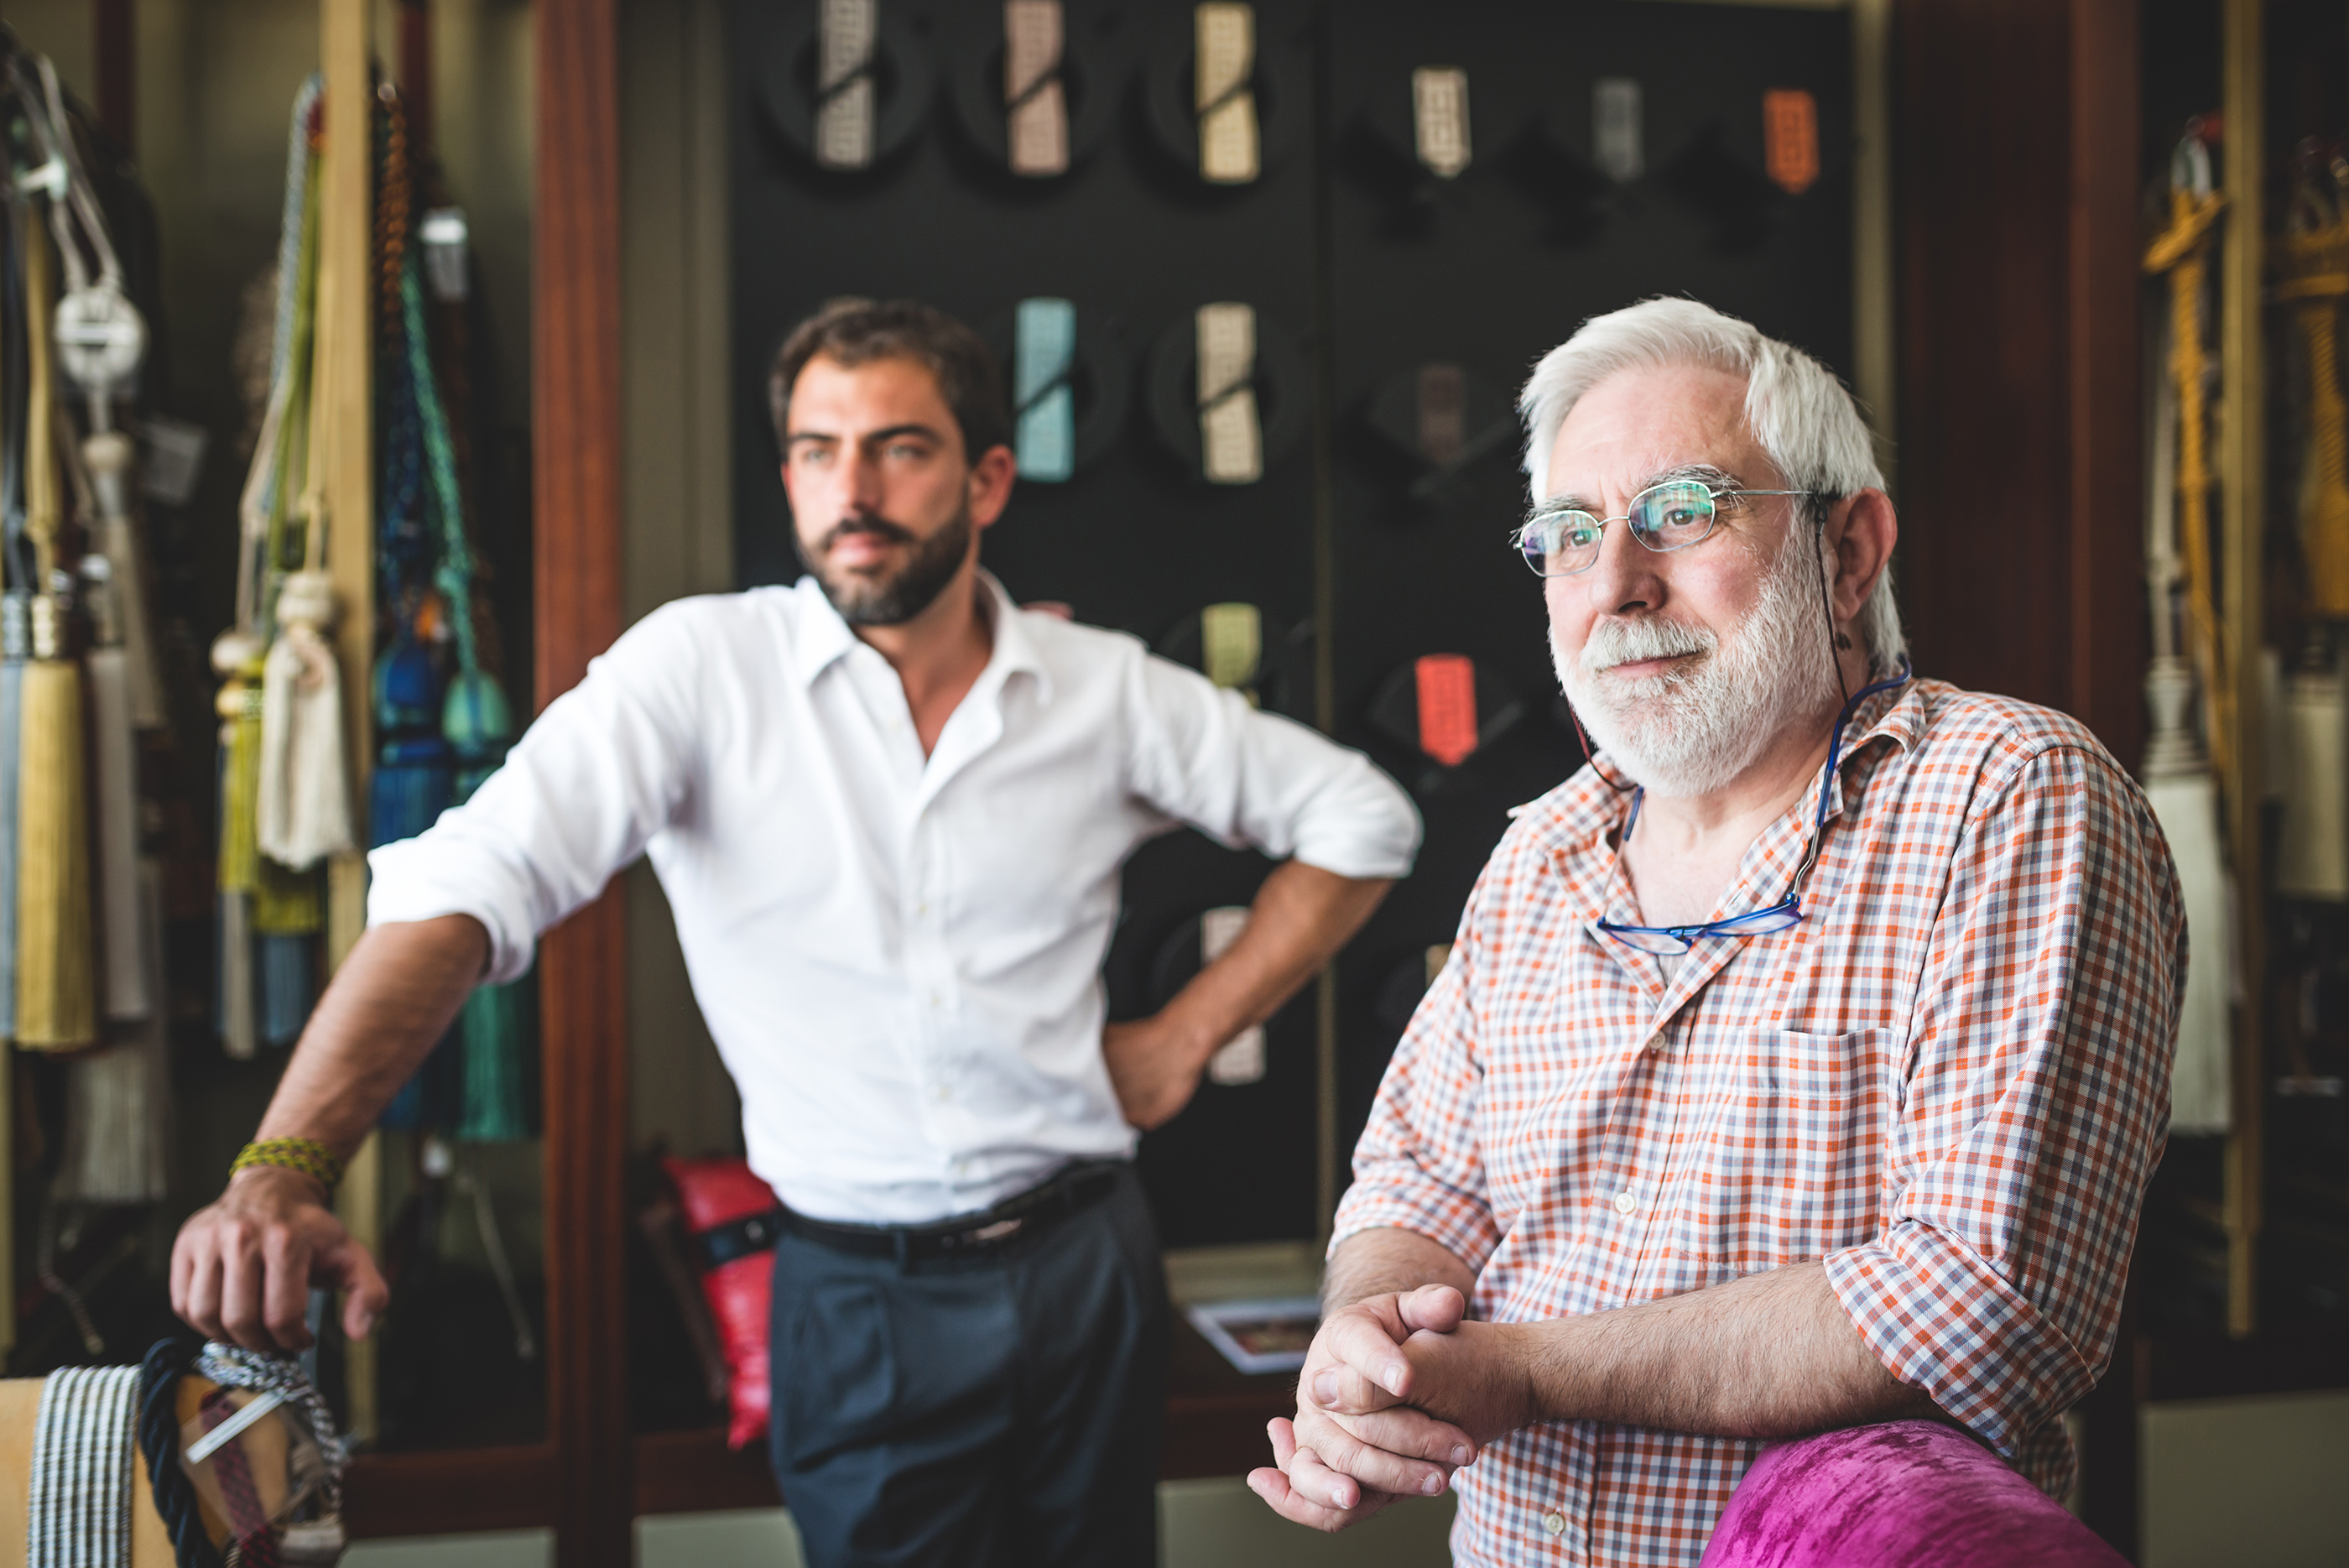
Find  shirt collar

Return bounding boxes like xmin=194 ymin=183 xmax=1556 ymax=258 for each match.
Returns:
xmin=789 ymin=569 xmax=1053 ymax=705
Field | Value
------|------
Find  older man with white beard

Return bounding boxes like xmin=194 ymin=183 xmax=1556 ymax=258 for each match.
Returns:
xmin=1247 ymin=299 xmax=2185 ymax=1565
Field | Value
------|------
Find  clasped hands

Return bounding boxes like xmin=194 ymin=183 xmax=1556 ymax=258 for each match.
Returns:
xmin=1247 ymin=1284 xmax=1534 ymax=1532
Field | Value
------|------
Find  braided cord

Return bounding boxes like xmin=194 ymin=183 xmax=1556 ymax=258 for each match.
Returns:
xmin=191 ymin=1344 xmax=349 ymax=1514
xmin=137 ymin=1339 xmax=224 ymax=1568
xmin=231 ymin=1138 xmax=344 ymax=1192
xmin=404 ymin=251 xmax=477 ymax=674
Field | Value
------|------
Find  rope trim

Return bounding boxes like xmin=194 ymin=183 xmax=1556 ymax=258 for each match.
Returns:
xmin=230 ymin=1139 xmax=343 ymax=1194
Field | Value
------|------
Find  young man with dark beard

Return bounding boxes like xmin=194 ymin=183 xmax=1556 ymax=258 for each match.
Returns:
xmin=1248 ymin=299 xmax=2184 ymax=1565
xmin=170 ymin=299 xmax=1420 ymax=1566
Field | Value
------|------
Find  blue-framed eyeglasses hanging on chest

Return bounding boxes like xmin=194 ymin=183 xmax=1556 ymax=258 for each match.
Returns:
xmin=1596 ymin=663 xmax=1914 ymax=956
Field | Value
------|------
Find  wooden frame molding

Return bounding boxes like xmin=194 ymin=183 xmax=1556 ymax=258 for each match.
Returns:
xmin=536 ymin=0 xmax=630 ymax=1560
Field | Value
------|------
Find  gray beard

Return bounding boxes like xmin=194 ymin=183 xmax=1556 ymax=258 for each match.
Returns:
xmin=1553 ymin=524 xmax=1843 ymax=799
xmin=798 ymin=503 xmax=975 ymax=628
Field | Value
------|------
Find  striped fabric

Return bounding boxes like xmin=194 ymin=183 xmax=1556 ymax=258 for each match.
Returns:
xmin=1335 ymin=679 xmax=2185 ymax=1567
xmin=28 ymin=1364 xmax=144 ymax=1568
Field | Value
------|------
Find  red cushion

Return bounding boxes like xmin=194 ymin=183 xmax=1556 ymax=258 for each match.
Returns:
xmin=661 ymin=1156 xmax=780 ymax=1449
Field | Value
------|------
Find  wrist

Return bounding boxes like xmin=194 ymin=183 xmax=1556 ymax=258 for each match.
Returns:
xmin=227 ymin=1163 xmax=332 ymax=1206
xmin=232 ymin=1137 xmax=346 ymax=1201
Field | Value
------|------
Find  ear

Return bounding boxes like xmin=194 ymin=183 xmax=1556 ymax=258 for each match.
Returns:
xmin=967 ymin=443 xmax=1018 ymax=530
xmin=1825 ymin=488 xmax=1897 ymax=628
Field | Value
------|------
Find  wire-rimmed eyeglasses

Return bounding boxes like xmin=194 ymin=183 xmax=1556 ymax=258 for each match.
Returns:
xmin=1513 ymin=479 xmax=1818 ymax=578
xmin=1594 ymin=663 xmax=1912 ymax=956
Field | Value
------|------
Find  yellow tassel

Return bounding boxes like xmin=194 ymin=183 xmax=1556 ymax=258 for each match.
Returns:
xmin=16 ymin=600 xmax=95 ymax=1050
xmin=253 ymin=855 xmax=323 ymax=935
xmin=217 ymin=664 xmax=263 ymax=895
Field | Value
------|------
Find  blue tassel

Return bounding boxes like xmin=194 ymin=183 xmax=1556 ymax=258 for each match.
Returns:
xmin=373 ymin=630 xmax=440 ymax=732
xmin=258 ymin=933 xmax=313 ymax=1047
xmin=443 ymin=668 xmax=513 ymax=805
xmin=369 ymin=735 xmax=452 ymax=848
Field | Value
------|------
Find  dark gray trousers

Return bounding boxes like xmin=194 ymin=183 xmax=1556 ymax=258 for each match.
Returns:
xmin=767 ymin=1165 xmax=1169 ymax=1568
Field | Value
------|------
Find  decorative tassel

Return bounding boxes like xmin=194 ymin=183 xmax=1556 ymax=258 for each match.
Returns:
xmin=81 ymin=432 xmax=162 ymax=727
xmin=455 ymin=977 xmax=532 ymax=1141
xmin=15 ymin=596 xmax=96 ymax=1050
xmin=444 ymin=670 xmax=512 ymax=802
xmin=215 ymin=654 xmax=264 ymax=1060
xmin=86 ymin=646 xmax=148 ymax=1022
xmin=370 ymin=734 xmax=451 ymax=848
xmin=253 ymin=853 xmax=321 ymax=1049
xmin=258 ymin=569 xmax=356 ymax=869
xmin=56 ymin=862 xmax=170 ymax=1205
xmin=258 ymin=934 xmax=314 ymax=1049
xmin=0 ymin=597 xmax=25 ymax=1041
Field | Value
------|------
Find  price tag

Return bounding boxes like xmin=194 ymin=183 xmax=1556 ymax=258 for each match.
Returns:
xmin=1412 ymin=67 xmax=1471 ymax=179
xmin=1763 ymin=89 xmax=1819 ymax=195
xmin=1195 ymin=3 xmax=1259 ymax=184
xmin=1201 ymin=907 xmax=1267 ymax=1085
xmin=1414 ymin=654 xmax=1478 ymax=767
xmin=1201 ymin=602 xmax=1262 ymax=693
xmin=1416 ymin=363 xmax=1465 ymax=465
xmin=1006 ymin=0 xmax=1069 ymax=176
xmin=816 ymin=0 xmax=878 ymax=169
xmin=1593 ymin=78 xmax=1643 ymax=182
xmin=1014 ymin=298 xmax=1076 ymax=482
xmin=1196 ymin=302 xmax=1263 ymax=483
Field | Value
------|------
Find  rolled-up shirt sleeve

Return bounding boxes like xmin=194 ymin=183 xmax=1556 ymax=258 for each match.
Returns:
xmin=1331 ymin=876 xmax=1503 ymax=1274
xmin=366 ymin=602 xmax=711 ymax=984
xmin=1824 ymin=742 xmax=2183 ymax=1474
xmin=1122 ymin=649 xmax=1420 ymax=879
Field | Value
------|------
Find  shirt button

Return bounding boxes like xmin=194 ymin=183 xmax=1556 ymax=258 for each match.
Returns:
xmin=927 ymin=991 xmax=943 ymax=1008
xmin=1613 ymin=1191 xmax=1637 ymax=1214
xmin=1544 ymin=1510 xmax=1566 ymax=1536
xmin=915 ymin=899 xmax=930 ymax=918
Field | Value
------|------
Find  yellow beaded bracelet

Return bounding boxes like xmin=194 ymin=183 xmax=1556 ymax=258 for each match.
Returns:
xmin=231 ymin=1138 xmax=345 ymax=1193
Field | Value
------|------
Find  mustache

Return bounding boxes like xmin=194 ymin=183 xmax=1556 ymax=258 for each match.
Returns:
xmin=816 ymin=513 xmax=917 ymax=553
xmin=1580 ymin=616 xmax=1717 ymax=675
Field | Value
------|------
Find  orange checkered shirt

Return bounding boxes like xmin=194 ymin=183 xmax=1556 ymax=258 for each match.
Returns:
xmin=1334 ymin=678 xmax=2184 ymax=1566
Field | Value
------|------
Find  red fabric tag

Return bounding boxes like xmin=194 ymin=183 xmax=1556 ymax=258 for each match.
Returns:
xmin=664 ymin=1156 xmax=782 ymax=1449
xmin=1763 ymin=90 xmax=1819 ymax=195
xmin=1414 ymin=654 xmax=1478 ymax=767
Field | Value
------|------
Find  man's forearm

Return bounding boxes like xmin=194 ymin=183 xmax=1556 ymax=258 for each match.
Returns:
xmin=1325 ymin=1226 xmax=1477 ymax=1314
xmin=1518 ymin=1259 xmax=1938 ymax=1438
xmin=1160 ymin=862 xmax=1389 ymax=1058
xmin=253 ymin=914 xmax=491 ymax=1160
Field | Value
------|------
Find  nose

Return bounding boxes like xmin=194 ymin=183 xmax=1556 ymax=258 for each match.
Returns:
xmin=1579 ymin=513 xmax=1663 ymax=617
xmin=841 ymin=444 xmax=888 ymax=514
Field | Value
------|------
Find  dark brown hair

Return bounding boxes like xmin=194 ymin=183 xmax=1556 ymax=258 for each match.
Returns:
xmin=768 ymin=297 xmax=1012 ymax=462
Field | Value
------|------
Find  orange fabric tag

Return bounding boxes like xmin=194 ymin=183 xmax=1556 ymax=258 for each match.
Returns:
xmin=1763 ymin=89 xmax=1819 ymax=195
xmin=1414 ymin=654 xmax=1478 ymax=767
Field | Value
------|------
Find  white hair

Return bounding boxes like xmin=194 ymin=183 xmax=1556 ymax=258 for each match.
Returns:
xmin=1518 ymin=297 xmax=1905 ymax=677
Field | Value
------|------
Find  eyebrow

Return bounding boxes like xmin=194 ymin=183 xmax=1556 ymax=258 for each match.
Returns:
xmin=784 ymin=422 xmax=951 ymax=449
xmin=1534 ymin=462 xmax=1746 ymax=514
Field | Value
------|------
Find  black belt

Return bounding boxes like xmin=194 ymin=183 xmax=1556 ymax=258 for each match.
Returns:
xmin=699 ymin=1161 xmax=1124 ymax=1268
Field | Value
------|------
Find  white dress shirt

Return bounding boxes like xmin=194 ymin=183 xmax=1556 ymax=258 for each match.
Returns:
xmin=368 ymin=573 xmax=1421 ymax=1223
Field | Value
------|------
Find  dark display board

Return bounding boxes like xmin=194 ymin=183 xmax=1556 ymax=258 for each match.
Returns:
xmin=727 ymin=0 xmax=1852 ymax=1247
xmin=1322 ymin=2 xmax=1853 ymax=1167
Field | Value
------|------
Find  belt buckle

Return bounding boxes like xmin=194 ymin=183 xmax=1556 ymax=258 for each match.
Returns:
xmin=965 ymin=1217 xmax=1023 ymax=1245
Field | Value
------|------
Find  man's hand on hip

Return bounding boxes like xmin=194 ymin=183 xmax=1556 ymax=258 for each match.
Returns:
xmin=171 ymin=1164 xmax=390 ymax=1352
xmin=1247 ymin=1284 xmax=1484 ymax=1531
xmin=1102 ymin=1015 xmax=1211 ymax=1130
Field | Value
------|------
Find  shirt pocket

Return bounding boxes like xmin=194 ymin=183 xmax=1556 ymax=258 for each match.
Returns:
xmin=1693 ymin=1026 xmax=1902 ymax=1267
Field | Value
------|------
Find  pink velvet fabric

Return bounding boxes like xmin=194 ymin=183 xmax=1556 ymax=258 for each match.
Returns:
xmin=1700 ymin=1420 xmax=2127 ymax=1568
